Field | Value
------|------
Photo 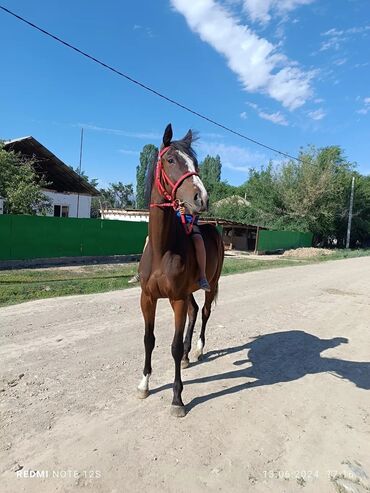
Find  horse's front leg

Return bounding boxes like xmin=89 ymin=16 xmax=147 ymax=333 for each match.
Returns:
xmin=170 ymin=298 xmax=188 ymax=417
xmin=137 ymin=292 xmax=157 ymax=399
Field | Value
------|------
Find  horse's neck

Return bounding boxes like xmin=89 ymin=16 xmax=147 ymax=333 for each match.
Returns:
xmin=149 ymin=189 xmax=176 ymax=262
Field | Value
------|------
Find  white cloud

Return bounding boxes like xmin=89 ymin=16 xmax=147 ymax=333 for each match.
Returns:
xmin=333 ymin=58 xmax=347 ymax=66
xmin=320 ymin=25 xmax=370 ymax=51
xmin=242 ymin=0 xmax=314 ymax=24
xmin=197 ymin=140 xmax=266 ymax=173
xmin=258 ymin=111 xmax=288 ymax=125
xmin=247 ymin=101 xmax=289 ymax=125
xmin=133 ymin=24 xmax=154 ymax=37
xmin=118 ymin=149 xmax=140 ymax=155
xmin=357 ymin=97 xmax=370 ymax=115
xmin=308 ymin=108 xmax=326 ymax=120
xmin=78 ymin=123 xmax=161 ymax=140
xmin=170 ymin=0 xmax=313 ymax=110
xmin=240 ymin=111 xmax=247 ymax=119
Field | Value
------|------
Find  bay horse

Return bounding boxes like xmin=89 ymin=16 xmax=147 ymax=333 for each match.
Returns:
xmin=137 ymin=124 xmax=224 ymax=417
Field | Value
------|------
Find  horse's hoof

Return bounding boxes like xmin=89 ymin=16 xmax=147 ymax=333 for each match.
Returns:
xmin=195 ymin=351 xmax=203 ymax=361
xmin=181 ymin=358 xmax=190 ymax=369
xmin=170 ymin=405 xmax=186 ymax=418
xmin=137 ymin=389 xmax=149 ymax=399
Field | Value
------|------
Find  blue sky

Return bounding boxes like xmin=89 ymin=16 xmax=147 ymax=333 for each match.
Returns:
xmin=1 ymin=0 xmax=369 ymax=188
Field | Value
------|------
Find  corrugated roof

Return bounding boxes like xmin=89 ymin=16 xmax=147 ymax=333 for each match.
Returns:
xmin=3 ymin=136 xmax=99 ymax=196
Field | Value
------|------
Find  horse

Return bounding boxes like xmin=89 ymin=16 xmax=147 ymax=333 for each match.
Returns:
xmin=137 ymin=123 xmax=224 ymax=417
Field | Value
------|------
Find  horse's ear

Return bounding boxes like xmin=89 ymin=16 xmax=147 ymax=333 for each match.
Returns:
xmin=183 ymin=129 xmax=192 ymax=146
xmin=163 ymin=124 xmax=173 ymax=147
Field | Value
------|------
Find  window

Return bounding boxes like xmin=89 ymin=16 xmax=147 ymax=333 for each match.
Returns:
xmin=54 ymin=205 xmax=69 ymax=217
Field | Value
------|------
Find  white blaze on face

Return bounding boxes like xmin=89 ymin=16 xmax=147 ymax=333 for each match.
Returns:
xmin=176 ymin=150 xmax=208 ymax=200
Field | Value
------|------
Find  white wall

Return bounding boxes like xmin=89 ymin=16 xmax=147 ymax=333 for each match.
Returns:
xmin=102 ymin=211 xmax=149 ymax=222
xmin=44 ymin=191 xmax=92 ymax=218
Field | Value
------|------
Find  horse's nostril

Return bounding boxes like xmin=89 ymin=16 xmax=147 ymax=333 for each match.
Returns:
xmin=194 ymin=193 xmax=199 ymax=202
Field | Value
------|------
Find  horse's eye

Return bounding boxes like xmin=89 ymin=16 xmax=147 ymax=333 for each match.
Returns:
xmin=168 ymin=158 xmax=174 ymax=164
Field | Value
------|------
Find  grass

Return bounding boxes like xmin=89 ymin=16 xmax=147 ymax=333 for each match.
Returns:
xmin=0 ymin=249 xmax=369 ymax=308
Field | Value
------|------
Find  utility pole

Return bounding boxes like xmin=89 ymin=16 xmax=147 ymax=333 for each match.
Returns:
xmin=77 ymin=127 xmax=84 ymax=218
xmin=346 ymin=176 xmax=355 ymax=249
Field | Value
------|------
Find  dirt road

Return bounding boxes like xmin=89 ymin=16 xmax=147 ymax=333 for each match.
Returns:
xmin=1 ymin=257 xmax=370 ymax=493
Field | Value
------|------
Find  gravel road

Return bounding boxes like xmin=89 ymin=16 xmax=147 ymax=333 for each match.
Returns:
xmin=1 ymin=257 xmax=370 ymax=493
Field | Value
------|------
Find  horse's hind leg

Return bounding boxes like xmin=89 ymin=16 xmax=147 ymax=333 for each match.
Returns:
xmin=137 ymin=292 xmax=157 ymax=399
xmin=182 ymin=294 xmax=199 ymax=369
xmin=195 ymin=286 xmax=217 ymax=361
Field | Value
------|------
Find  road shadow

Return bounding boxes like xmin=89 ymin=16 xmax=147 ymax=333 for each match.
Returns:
xmin=150 ymin=330 xmax=370 ymax=412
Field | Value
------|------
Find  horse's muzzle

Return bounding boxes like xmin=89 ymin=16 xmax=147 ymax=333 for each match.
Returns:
xmin=193 ymin=191 xmax=209 ymax=213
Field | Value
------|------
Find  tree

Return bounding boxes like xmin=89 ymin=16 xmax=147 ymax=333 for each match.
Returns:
xmin=69 ymin=166 xmax=99 ymax=189
xmin=69 ymin=167 xmax=100 ymax=218
xmin=100 ymin=182 xmax=134 ymax=209
xmin=199 ymin=155 xmax=222 ymax=193
xmin=242 ymin=146 xmax=356 ymax=243
xmin=0 ymin=144 xmax=51 ymax=214
xmin=136 ymin=144 xmax=158 ymax=209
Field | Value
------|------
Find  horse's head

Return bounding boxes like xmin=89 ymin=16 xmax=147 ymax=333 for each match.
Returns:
xmin=158 ymin=124 xmax=209 ymax=214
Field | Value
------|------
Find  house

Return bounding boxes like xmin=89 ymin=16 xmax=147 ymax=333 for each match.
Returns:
xmin=3 ymin=136 xmax=99 ymax=218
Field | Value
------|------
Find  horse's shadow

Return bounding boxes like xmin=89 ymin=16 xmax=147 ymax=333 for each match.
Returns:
xmin=151 ymin=330 xmax=370 ymax=412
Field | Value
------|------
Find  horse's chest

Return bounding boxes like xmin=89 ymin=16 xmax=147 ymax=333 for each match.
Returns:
xmin=145 ymin=253 xmax=192 ymax=299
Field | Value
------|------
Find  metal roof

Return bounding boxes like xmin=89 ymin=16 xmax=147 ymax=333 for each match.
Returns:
xmin=3 ymin=136 xmax=99 ymax=196
xmin=100 ymin=208 xmax=264 ymax=229
xmin=199 ymin=217 xmax=266 ymax=229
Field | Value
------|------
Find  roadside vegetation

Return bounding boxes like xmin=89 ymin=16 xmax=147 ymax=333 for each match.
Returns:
xmin=1 ymin=249 xmax=369 ymax=308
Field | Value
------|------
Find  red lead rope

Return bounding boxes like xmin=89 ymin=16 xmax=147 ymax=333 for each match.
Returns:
xmin=150 ymin=146 xmax=199 ymax=235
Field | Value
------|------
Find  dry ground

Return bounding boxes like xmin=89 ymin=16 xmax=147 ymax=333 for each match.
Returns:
xmin=1 ymin=257 xmax=370 ymax=493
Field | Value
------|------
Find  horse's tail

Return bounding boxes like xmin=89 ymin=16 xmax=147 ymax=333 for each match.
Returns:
xmin=212 ymin=227 xmax=224 ymax=306
xmin=213 ymin=282 xmax=219 ymax=305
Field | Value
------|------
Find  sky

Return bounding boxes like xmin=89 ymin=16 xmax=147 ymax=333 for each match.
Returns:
xmin=0 ymin=0 xmax=369 ymax=189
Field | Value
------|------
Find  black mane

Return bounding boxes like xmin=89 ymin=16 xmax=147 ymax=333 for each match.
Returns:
xmin=144 ymin=131 xmax=198 ymax=207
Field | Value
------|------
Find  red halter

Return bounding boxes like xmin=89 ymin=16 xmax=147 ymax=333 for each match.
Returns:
xmin=150 ymin=146 xmax=199 ymax=211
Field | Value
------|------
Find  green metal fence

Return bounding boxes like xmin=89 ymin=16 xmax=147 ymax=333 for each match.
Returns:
xmin=257 ymin=229 xmax=313 ymax=252
xmin=0 ymin=215 xmax=148 ymax=261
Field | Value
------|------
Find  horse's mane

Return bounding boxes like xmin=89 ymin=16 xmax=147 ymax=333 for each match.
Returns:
xmin=144 ymin=131 xmax=198 ymax=207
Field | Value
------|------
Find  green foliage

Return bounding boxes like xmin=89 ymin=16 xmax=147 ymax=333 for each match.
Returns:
xmin=100 ymin=182 xmax=134 ymax=209
xmin=0 ymin=144 xmax=51 ymax=214
xmin=136 ymin=144 xmax=158 ymax=209
xmin=199 ymin=154 xmax=222 ymax=193
xmin=341 ymin=174 xmax=370 ymax=246
xmin=200 ymin=144 xmax=370 ymax=246
xmin=69 ymin=166 xmax=99 ymax=189
xmin=243 ymin=146 xmax=356 ymax=243
xmin=69 ymin=166 xmax=101 ymax=218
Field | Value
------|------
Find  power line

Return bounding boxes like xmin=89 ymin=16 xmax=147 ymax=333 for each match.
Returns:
xmin=0 ymin=4 xmax=301 ymax=162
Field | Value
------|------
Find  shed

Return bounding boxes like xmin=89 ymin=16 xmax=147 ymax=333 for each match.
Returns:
xmin=199 ymin=217 xmax=266 ymax=252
